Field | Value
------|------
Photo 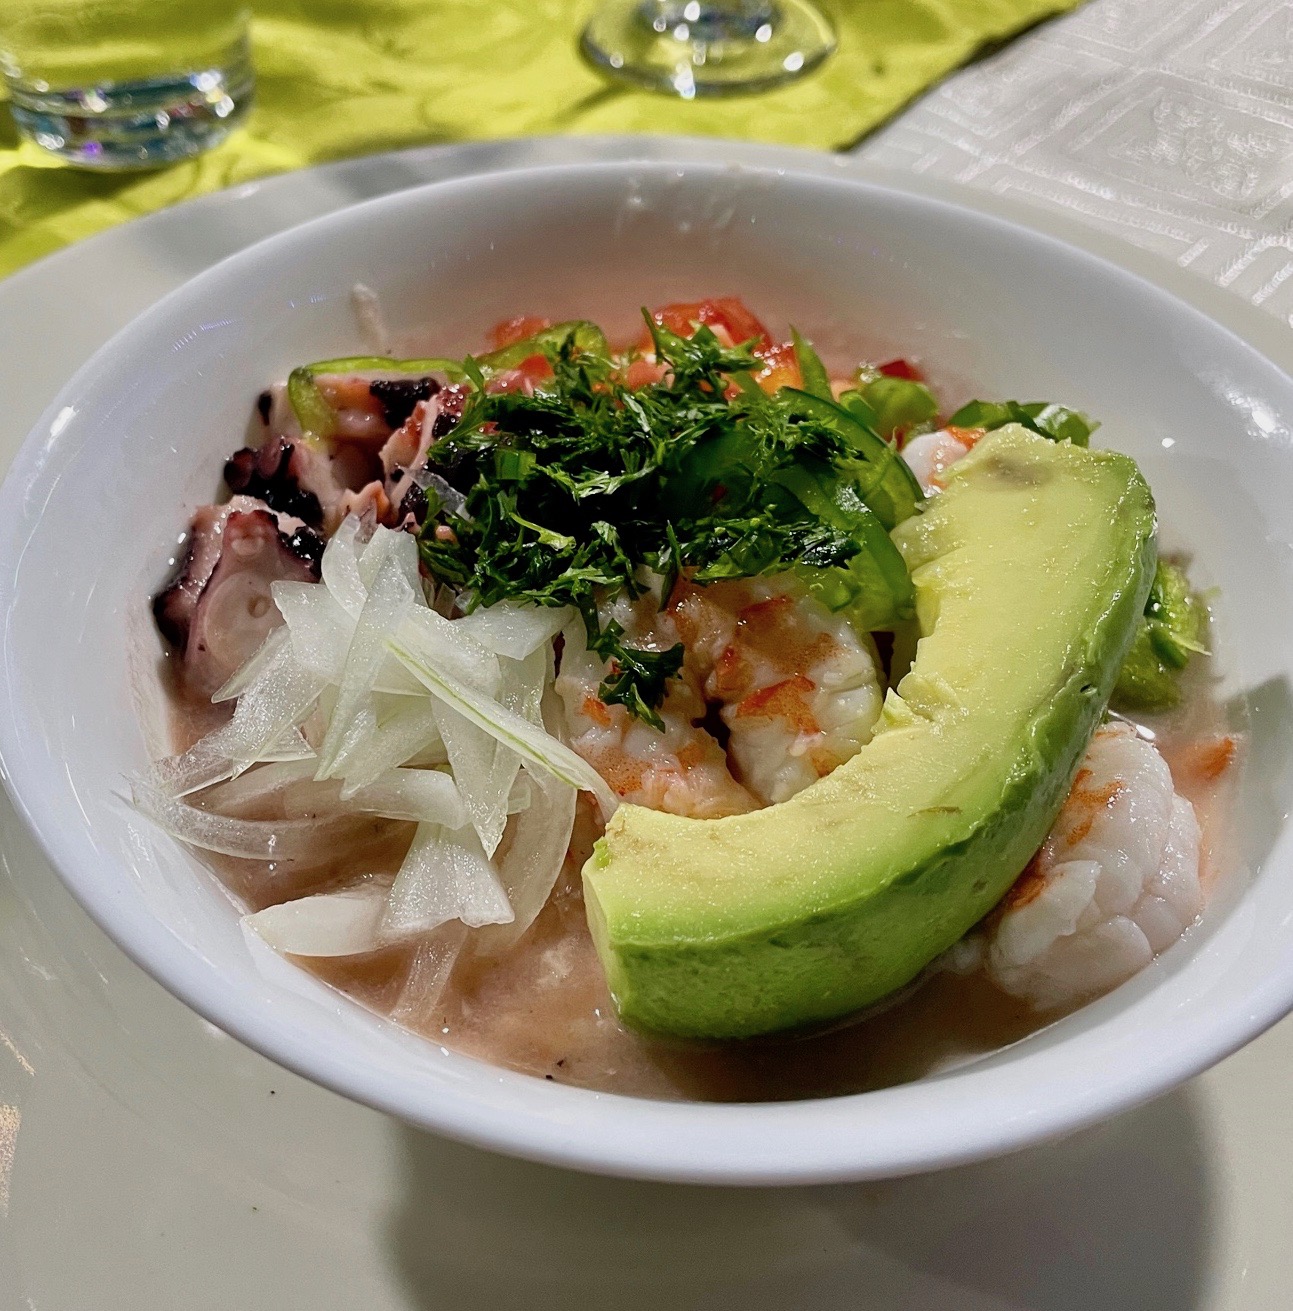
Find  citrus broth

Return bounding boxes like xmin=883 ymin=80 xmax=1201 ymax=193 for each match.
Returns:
xmin=169 ymin=649 xmax=1240 ymax=1102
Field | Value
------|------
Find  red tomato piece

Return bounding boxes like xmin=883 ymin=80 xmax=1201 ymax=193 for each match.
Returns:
xmin=485 ymin=353 xmax=553 ymax=394
xmin=752 ymin=341 xmax=802 ymax=394
xmin=877 ymin=358 xmax=924 ymax=382
xmin=643 ymin=297 xmax=773 ymax=350
xmin=621 ymin=356 xmax=668 ymax=389
xmin=488 ymin=314 xmax=553 ymax=350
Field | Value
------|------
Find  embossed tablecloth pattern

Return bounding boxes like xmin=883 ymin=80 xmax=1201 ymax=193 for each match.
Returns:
xmin=0 ymin=0 xmax=1081 ymax=276
xmin=859 ymin=0 xmax=1293 ymax=327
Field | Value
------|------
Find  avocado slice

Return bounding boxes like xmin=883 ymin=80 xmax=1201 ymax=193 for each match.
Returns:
xmin=582 ymin=426 xmax=1157 ymax=1039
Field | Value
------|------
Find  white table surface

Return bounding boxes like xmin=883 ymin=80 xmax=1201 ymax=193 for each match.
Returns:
xmin=3 ymin=1 xmax=1293 ymax=1303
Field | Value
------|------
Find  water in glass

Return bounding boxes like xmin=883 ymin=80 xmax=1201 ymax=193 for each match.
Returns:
xmin=0 ymin=0 xmax=253 ymax=169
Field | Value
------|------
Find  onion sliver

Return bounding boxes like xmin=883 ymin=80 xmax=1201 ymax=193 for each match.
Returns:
xmin=456 ymin=601 xmax=575 ymax=660
xmin=507 ymin=773 xmax=532 ymax=813
xmin=382 ymin=823 xmax=513 ymax=938
xmin=200 ymin=757 xmax=325 ymax=811
xmin=430 ymin=703 xmax=519 ymax=857
xmin=316 ymin=537 xmax=420 ymax=778
xmin=211 ymin=625 xmax=289 ymax=704
xmin=224 ymin=640 xmax=326 ymax=768
xmin=153 ymin=727 xmax=314 ymax=799
xmin=391 ymin=922 xmax=468 ymax=1020
xmin=131 ymin=779 xmax=393 ymax=862
xmin=346 ymin=768 xmax=468 ymax=828
xmin=399 ymin=607 xmax=501 ymax=693
xmin=245 ymin=883 xmax=388 ymax=957
xmin=476 ymin=766 xmax=577 ymax=954
xmin=388 ymin=626 xmax=618 ymax=817
xmin=273 ymin=581 xmax=353 ymax=683
xmin=360 ymin=522 xmax=420 ymax=593
xmin=336 ymin=698 xmax=445 ymax=796
xmin=321 ymin=514 xmax=370 ymax=619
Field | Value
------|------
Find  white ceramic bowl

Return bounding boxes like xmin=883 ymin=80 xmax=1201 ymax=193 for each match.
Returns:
xmin=2 ymin=160 xmax=1292 ymax=1185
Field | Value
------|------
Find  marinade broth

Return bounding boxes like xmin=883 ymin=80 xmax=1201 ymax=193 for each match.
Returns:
xmin=169 ymin=643 xmax=1240 ymax=1103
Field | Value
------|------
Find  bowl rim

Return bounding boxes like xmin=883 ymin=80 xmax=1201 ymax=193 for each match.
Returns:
xmin=2 ymin=154 xmax=1292 ymax=1185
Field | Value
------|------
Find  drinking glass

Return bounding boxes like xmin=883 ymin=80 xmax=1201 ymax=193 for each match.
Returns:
xmin=581 ymin=0 xmax=835 ymax=97
xmin=0 ymin=0 xmax=253 ymax=169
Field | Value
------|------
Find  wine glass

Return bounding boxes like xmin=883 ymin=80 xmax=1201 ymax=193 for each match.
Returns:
xmin=581 ymin=0 xmax=835 ymax=98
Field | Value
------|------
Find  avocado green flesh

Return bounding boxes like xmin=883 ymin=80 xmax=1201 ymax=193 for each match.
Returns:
xmin=582 ymin=426 xmax=1158 ymax=1040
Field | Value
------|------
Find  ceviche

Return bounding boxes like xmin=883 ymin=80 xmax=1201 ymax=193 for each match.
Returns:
xmin=142 ymin=298 xmax=1237 ymax=1100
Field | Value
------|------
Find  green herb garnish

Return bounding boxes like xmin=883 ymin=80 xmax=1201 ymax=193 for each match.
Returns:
xmin=415 ymin=314 xmax=918 ymax=725
xmin=947 ymin=398 xmax=1097 ymax=447
xmin=1112 ymin=560 xmax=1207 ymax=713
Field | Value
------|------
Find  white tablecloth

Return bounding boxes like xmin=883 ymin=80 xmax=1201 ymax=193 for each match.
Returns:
xmin=864 ymin=0 xmax=1293 ymax=326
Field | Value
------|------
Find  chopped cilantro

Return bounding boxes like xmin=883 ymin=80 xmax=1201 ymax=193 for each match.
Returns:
xmin=415 ymin=314 xmax=919 ymax=723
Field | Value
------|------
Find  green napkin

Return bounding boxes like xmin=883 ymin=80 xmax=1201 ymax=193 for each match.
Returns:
xmin=0 ymin=0 xmax=1080 ymax=277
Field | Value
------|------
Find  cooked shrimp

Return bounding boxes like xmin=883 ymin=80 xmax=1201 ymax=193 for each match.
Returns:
xmin=555 ymin=575 xmax=884 ymax=817
xmin=316 ymin=375 xmax=391 ymax=442
xmin=901 ymin=426 xmax=983 ymax=494
xmin=977 ymin=721 xmax=1203 ymax=1011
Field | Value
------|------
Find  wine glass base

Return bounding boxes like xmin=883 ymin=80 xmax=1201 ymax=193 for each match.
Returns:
xmin=581 ymin=0 xmax=836 ymax=98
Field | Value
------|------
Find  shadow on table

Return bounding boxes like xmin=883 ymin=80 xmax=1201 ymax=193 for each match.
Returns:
xmin=384 ymin=1084 xmax=1214 ymax=1311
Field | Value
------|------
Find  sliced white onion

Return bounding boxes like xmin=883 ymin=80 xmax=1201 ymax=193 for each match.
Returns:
xmin=321 ymin=514 xmax=371 ymax=619
xmin=410 ymin=467 xmax=471 ymax=520
xmin=345 ymin=768 xmax=468 ymax=828
xmin=152 ymin=726 xmax=314 ymax=799
xmin=223 ymin=640 xmax=326 ymax=768
xmin=431 ymin=702 xmax=520 ymax=857
xmin=399 ymin=607 xmax=501 ymax=693
xmin=382 ymin=822 xmax=513 ymax=940
xmin=388 ymin=624 xmax=618 ymax=817
xmin=148 ymin=509 xmax=605 ymax=947
xmin=317 ymin=537 xmax=420 ymax=778
xmin=476 ymin=766 xmax=577 ymax=954
xmin=507 ymin=773 xmax=532 ymax=813
xmin=211 ymin=625 xmax=289 ymax=704
xmin=456 ymin=601 xmax=575 ymax=660
xmin=404 ymin=738 xmax=452 ymax=769
xmin=335 ymin=697 xmax=446 ymax=795
xmin=199 ymin=757 xmax=325 ymax=812
xmin=131 ymin=779 xmax=386 ymax=862
xmin=164 ymin=637 xmax=327 ymax=795
xmin=245 ymin=882 xmax=388 ymax=957
xmin=359 ymin=523 xmax=420 ymax=593
xmin=500 ymin=643 xmax=550 ymax=725
xmin=391 ymin=921 xmax=468 ymax=1021
xmin=273 ymin=580 xmax=353 ymax=683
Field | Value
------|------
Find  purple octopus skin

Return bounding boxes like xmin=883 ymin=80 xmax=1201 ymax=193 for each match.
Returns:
xmin=369 ymin=376 xmax=439 ymax=428
xmin=224 ymin=438 xmax=324 ymax=528
xmin=153 ymin=496 xmax=322 ymax=697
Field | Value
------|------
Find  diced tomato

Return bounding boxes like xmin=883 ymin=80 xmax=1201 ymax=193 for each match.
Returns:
xmin=485 ymin=353 xmax=553 ymax=394
xmin=877 ymin=358 xmax=924 ymax=382
xmin=752 ymin=340 xmax=802 ymax=394
xmin=945 ymin=425 xmax=987 ymax=448
xmin=643 ymin=297 xmax=773 ymax=350
xmin=487 ymin=314 xmax=553 ymax=350
xmin=621 ymin=356 xmax=669 ymax=389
